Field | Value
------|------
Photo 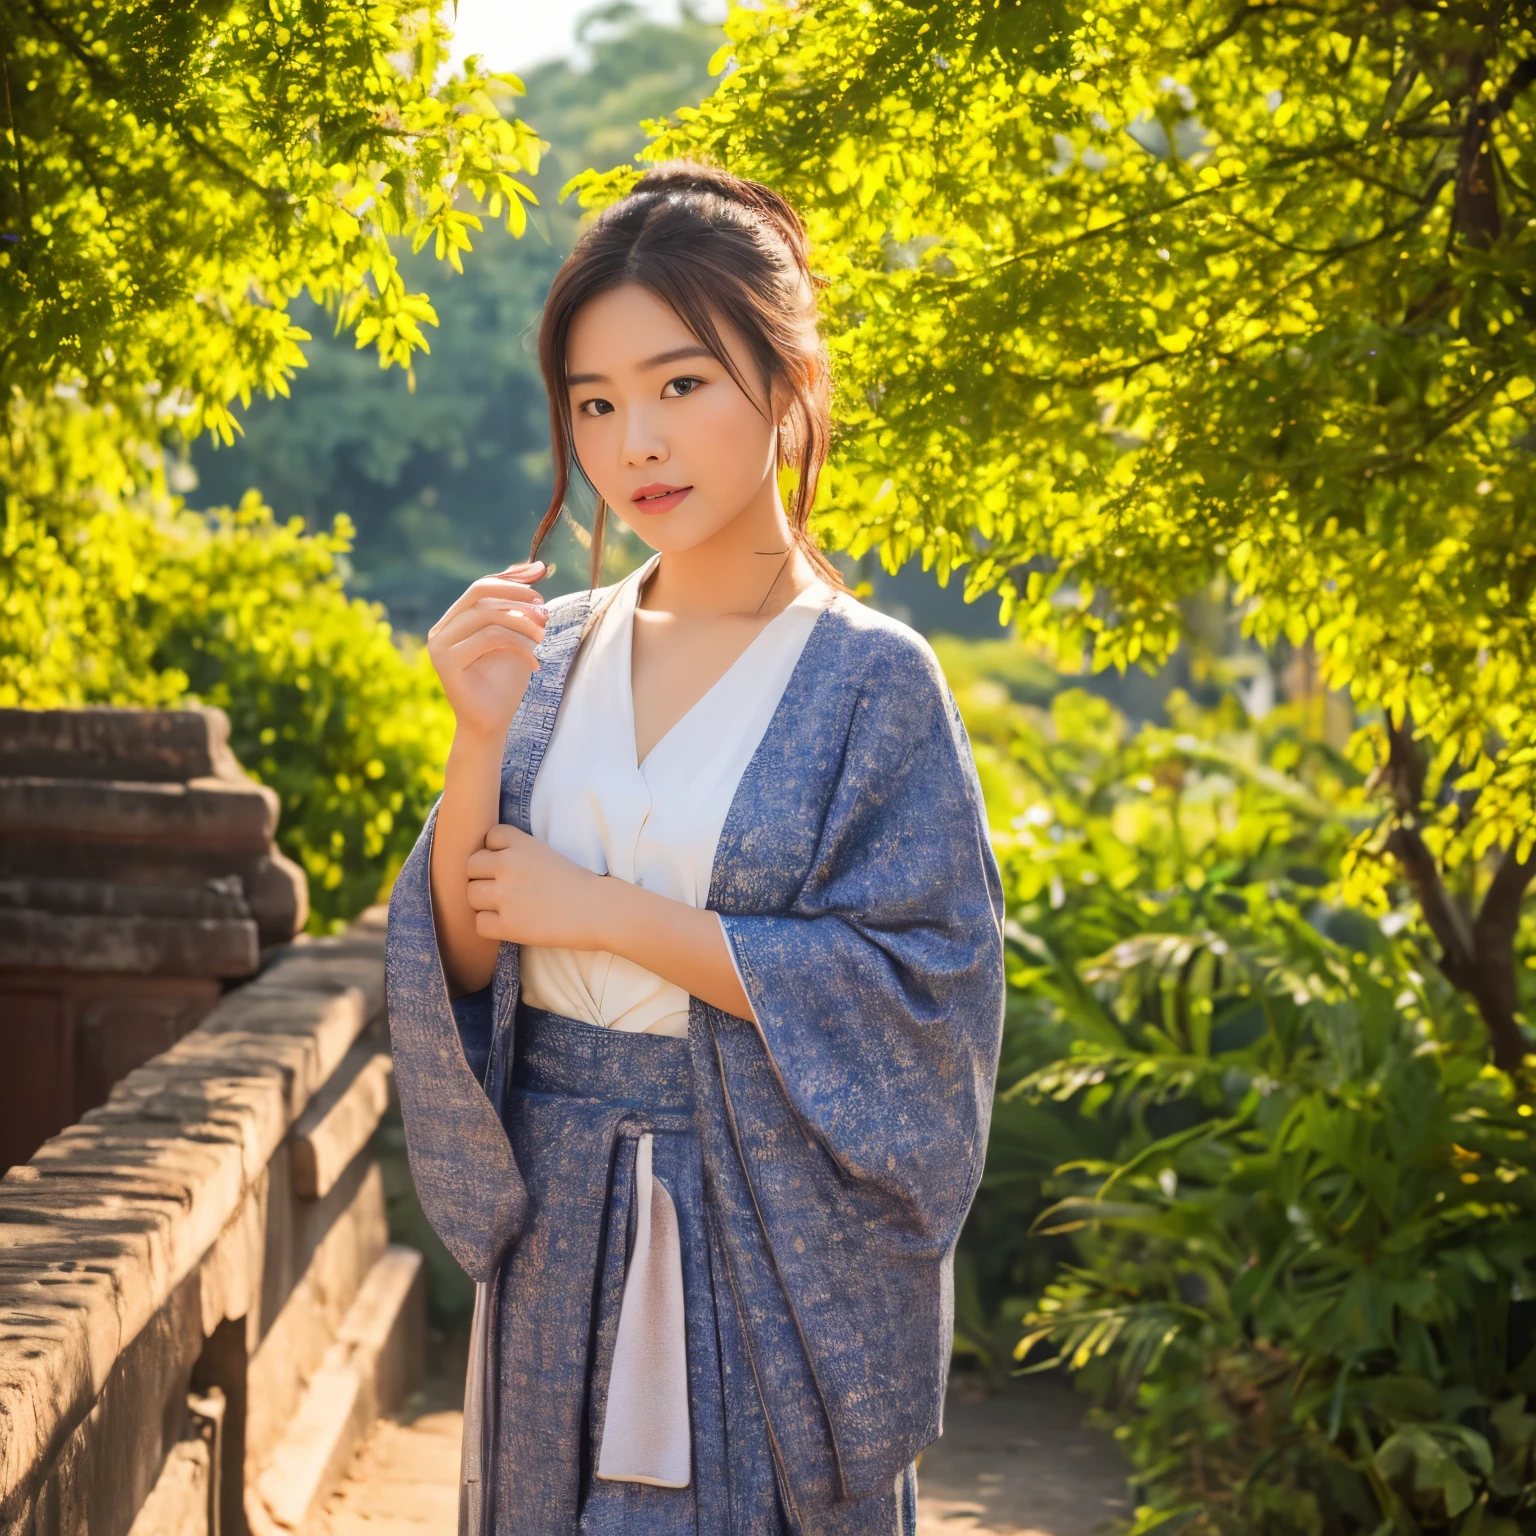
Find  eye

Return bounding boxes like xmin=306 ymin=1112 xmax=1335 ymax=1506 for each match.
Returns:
xmin=661 ymin=376 xmax=703 ymax=399
xmin=578 ymin=397 xmax=614 ymax=417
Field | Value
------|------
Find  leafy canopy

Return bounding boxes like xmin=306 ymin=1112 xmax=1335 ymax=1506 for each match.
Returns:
xmin=185 ymin=2 xmax=725 ymax=630
xmin=579 ymin=0 xmax=1536 ymax=885
xmin=2 ymin=0 xmax=542 ymax=444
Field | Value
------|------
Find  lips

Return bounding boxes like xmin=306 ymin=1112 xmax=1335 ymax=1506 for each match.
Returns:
xmin=631 ymin=483 xmax=692 ymax=515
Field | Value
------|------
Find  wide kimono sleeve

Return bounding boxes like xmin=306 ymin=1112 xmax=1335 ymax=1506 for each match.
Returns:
xmin=384 ymin=798 xmax=527 ymax=1283
xmin=697 ymin=618 xmax=1006 ymax=1508
xmin=382 ymin=591 xmax=591 ymax=1285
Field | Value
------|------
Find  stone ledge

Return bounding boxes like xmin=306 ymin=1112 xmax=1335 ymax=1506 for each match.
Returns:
xmin=0 ymin=877 xmax=250 ymax=921
xmin=290 ymin=1051 xmax=395 ymax=1202
xmin=0 ymin=846 xmax=308 ymax=949
xmin=0 ymin=776 xmax=279 ymax=852
xmin=0 ymin=909 xmax=260 ymax=977
xmin=0 ymin=707 xmax=241 ymax=785
xmin=0 ymin=918 xmax=386 ymax=1515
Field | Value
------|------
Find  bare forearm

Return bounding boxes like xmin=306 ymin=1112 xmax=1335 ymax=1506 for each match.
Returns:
xmin=584 ymin=878 xmax=755 ymax=1022
xmin=431 ymin=731 xmax=505 ymax=996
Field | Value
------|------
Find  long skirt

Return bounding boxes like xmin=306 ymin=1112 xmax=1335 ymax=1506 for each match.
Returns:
xmin=462 ymin=1005 xmax=920 ymax=1535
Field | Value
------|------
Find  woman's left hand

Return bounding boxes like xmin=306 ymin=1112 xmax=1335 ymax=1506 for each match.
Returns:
xmin=465 ymin=824 xmax=756 ymax=1020
xmin=465 ymin=825 xmax=600 ymax=949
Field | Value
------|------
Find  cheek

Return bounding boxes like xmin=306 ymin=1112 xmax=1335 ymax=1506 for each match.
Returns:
xmin=686 ymin=388 xmax=777 ymax=486
xmin=569 ymin=411 xmax=613 ymax=473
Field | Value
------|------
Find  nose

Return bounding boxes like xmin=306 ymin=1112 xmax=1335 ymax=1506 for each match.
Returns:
xmin=621 ymin=403 xmax=668 ymax=469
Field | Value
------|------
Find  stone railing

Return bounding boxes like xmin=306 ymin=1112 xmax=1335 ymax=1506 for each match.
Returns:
xmin=0 ymin=706 xmax=308 ymax=1172
xmin=0 ymin=908 xmax=424 ymax=1536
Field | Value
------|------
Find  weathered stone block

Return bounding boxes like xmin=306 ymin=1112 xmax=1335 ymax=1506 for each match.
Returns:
xmin=0 ymin=973 xmax=224 ymax=1172
xmin=0 ymin=910 xmax=260 ymax=977
xmin=0 ymin=1270 xmax=203 ymax=1536
xmin=124 ymin=1436 xmax=210 ymax=1536
xmin=0 ymin=878 xmax=250 ymax=922
xmin=0 ymin=908 xmax=398 ymax=1536
xmin=0 ymin=777 xmax=279 ymax=852
xmin=0 ymin=708 xmax=237 ymax=785
xmin=289 ymin=1050 xmax=393 ymax=1201
xmin=240 ymin=945 xmax=386 ymax=1024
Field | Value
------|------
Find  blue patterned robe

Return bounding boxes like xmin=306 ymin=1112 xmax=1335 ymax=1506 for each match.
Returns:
xmin=386 ymin=588 xmax=1005 ymax=1534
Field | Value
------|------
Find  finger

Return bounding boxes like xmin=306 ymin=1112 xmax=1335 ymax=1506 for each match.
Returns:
xmin=432 ymin=601 xmax=547 ymax=652
xmin=483 ymin=824 xmax=517 ymax=851
xmin=466 ymin=847 xmax=500 ymax=878
xmin=491 ymin=559 xmax=546 ymax=581
xmin=447 ymin=628 xmax=541 ymax=675
xmin=466 ymin=879 xmax=497 ymax=910
xmin=429 ymin=571 xmax=548 ymax=636
xmin=474 ymin=910 xmax=502 ymax=939
xmin=439 ymin=609 xmax=545 ymax=661
xmin=430 ymin=588 xmax=547 ymax=641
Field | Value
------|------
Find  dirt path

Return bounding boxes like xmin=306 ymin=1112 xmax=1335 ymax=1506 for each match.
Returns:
xmin=308 ymin=1336 xmax=1130 ymax=1536
xmin=915 ymin=1376 xmax=1132 ymax=1536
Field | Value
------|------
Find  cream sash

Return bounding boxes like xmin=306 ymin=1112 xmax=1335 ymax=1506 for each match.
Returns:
xmin=595 ymin=1132 xmax=691 ymax=1487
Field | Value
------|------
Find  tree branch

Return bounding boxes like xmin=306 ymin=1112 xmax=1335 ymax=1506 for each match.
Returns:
xmin=1382 ymin=714 xmax=1532 ymax=1073
xmin=0 ymin=30 xmax=30 ymax=266
xmin=1454 ymin=56 xmax=1536 ymax=248
xmin=1187 ymin=3 xmax=1329 ymax=62
xmin=1470 ymin=846 xmax=1536 ymax=1052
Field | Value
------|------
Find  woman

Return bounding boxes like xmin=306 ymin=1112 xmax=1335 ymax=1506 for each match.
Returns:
xmin=386 ymin=161 xmax=1005 ymax=1536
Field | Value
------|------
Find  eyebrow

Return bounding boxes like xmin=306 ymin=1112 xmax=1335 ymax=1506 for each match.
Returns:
xmin=567 ymin=344 xmax=717 ymax=387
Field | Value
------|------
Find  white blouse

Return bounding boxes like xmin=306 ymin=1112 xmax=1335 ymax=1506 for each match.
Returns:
xmin=520 ymin=560 xmax=827 ymax=1036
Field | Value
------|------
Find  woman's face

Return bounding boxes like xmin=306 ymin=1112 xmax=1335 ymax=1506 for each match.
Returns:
xmin=565 ymin=283 xmax=779 ymax=553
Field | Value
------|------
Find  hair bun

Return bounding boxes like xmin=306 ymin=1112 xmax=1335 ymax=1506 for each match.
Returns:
xmin=633 ymin=160 xmax=812 ymax=273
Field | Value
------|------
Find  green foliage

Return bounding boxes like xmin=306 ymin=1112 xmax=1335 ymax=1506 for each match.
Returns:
xmin=943 ymin=637 xmax=1536 ymax=1532
xmin=1021 ymin=907 xmax=1536 ymax=1536
xmin=148 ymin=496 xmax=454 ymax=924
xmin=2 ymin=398 xmax=192 ymax=709
xmin=581 ymin=0 xmax=1536 ymax=922
xmin=944 ymin=639 xmax=1363 ymax=1357
xmin=2 ymin=0 xmax=541 ymax=443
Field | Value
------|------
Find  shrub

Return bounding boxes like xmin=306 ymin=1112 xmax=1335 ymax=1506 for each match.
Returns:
xmin=1021 ymin=907 xmax=1536 ymax=1535
xmin=150 ymin=496 xmax=453 ymax=928
xmin=941 ymin=639 xmax=1536 ymax=1532
xmin=0 ymin=480 xmax=452 ymax=931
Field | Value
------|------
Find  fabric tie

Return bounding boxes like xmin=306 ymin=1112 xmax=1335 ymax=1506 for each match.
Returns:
xmin=595 ymin=1131 xmax=691 ymax=1487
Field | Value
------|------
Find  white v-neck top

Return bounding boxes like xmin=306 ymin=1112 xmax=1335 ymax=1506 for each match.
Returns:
xmin=520 ymin=561 xmax=827 ymax=1037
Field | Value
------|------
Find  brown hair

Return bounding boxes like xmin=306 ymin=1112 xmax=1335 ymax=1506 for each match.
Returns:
xmin=530 ymin=160 xmax=840 ymax=588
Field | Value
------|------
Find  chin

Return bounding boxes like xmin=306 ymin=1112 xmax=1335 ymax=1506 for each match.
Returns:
xmin=613 ymin=506 xmax=738 ymax=555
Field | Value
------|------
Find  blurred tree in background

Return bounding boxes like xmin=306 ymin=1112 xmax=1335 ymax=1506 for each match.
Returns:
xmin=585 ymin=0 xmax=1536 ymax=1072
xmin=187 ymin=1 xmax=723 ymax=630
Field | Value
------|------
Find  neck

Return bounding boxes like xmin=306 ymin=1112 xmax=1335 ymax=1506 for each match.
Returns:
xmin=640 ymin=480 xmax=821 ymax=619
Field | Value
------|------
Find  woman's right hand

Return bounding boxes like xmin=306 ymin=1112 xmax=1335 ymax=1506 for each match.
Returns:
xmin=427 ymin=561 xmax=549 ymax=742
